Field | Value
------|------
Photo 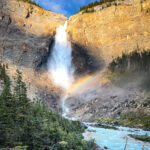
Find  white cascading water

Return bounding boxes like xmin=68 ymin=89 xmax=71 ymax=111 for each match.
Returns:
xmin=48 ymin=21 xmax=74 ymax=117
xmin=48 ymin=21 xmax=74 ymax=90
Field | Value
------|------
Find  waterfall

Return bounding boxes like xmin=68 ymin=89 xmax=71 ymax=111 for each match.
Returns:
xmin=61 ymin=96 xmax=69 ymax=118
xmin=48 ymin=21 xmax=74 ymax=90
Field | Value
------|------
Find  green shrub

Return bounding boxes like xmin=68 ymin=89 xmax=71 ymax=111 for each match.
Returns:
xmin=119 ymin=110 xmax=150 ymax=129
xmin=129 ymin=133 xmax=150 ymax=142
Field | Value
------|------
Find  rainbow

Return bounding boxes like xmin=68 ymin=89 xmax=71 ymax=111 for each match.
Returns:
xmin=66 ymin=74 xmax=92 ymax=96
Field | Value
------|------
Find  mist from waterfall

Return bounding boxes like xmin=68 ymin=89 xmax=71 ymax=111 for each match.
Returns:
xmin=48 ymin=21 xmax=74 ymax=90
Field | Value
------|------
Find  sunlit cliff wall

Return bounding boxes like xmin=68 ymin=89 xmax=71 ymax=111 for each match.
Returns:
xmin=68 ymin=0 xmax=150 ymax=65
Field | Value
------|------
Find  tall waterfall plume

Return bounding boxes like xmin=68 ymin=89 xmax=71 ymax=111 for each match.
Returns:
xmin=48 ymin=21 xmax=74 ymax=90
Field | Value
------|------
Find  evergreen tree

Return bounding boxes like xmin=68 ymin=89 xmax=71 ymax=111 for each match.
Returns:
xmin=13 ymin=69 xmax=31 ymax=145
xmin=0 ymin=64 xmax=13 ymax=147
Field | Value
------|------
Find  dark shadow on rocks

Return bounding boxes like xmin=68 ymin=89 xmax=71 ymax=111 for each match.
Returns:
xmin=36 ymin=37 xmax=55 ymax=71
xmin=0 ymin=15 xmax=55 ymax=71
xmin=72 ymin=43 xmax=104 ymax=76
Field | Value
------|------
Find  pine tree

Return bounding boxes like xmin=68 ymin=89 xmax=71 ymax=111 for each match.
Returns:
xmin=13 ymin=69 xmax=31 ymax=145
xmin=0 ymin=64 xmax=13 ymax=147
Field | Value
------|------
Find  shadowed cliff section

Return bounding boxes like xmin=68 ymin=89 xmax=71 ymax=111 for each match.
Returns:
xmin=72 ymin=43 xmax=104 ymax=76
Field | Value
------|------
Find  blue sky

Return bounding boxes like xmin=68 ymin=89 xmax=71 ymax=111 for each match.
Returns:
xmin=35 ymin=0 xmax=97 ymax=17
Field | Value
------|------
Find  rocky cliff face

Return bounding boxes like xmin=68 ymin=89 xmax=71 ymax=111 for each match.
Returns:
xmin=1 ymin=0 xmax=150 ymax=119
xmin=65 ymin=0 xmax=150 ymax=122
xmin=0 ymin=0 xmax=67 ymax=68
xmin=0 ymin=0 xmax=67 ymax=111
xmin=68 ymin=0 xmax=150 ymax=65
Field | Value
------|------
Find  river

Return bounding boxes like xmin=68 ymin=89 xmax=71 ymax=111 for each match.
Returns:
xmin=62 ymin=96 xmax=150 ymax=150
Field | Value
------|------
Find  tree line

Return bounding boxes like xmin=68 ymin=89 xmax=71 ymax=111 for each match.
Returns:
xmin=0 ymin=63 xmax=95 ymax=150
xmin=80 ymin=0 xmax=123 ymax=12
xmin=109 ymin=48 xmax=150 ymax=74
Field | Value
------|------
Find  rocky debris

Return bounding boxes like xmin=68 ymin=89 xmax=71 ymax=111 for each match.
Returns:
xmin=101 ymin=146 xmax=109 ymax=150
xmin=81 ymin=122 xmax=88 ymax=129
xmin=35 ymin=88 xmax=61 ymax=112
xmin=66 ymin=83 xmax=150 ymax=122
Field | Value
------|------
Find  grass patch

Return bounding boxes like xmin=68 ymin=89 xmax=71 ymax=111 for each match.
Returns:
xmin=119 ymin=111 xmax=150 ymax=130
xmin=129 ymin=134 xmax=150 ymax=142
xmin=93 ymin=123 xmax=118 ymax=130
xmin=96 ymin=109 xmax=150 ymax=130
